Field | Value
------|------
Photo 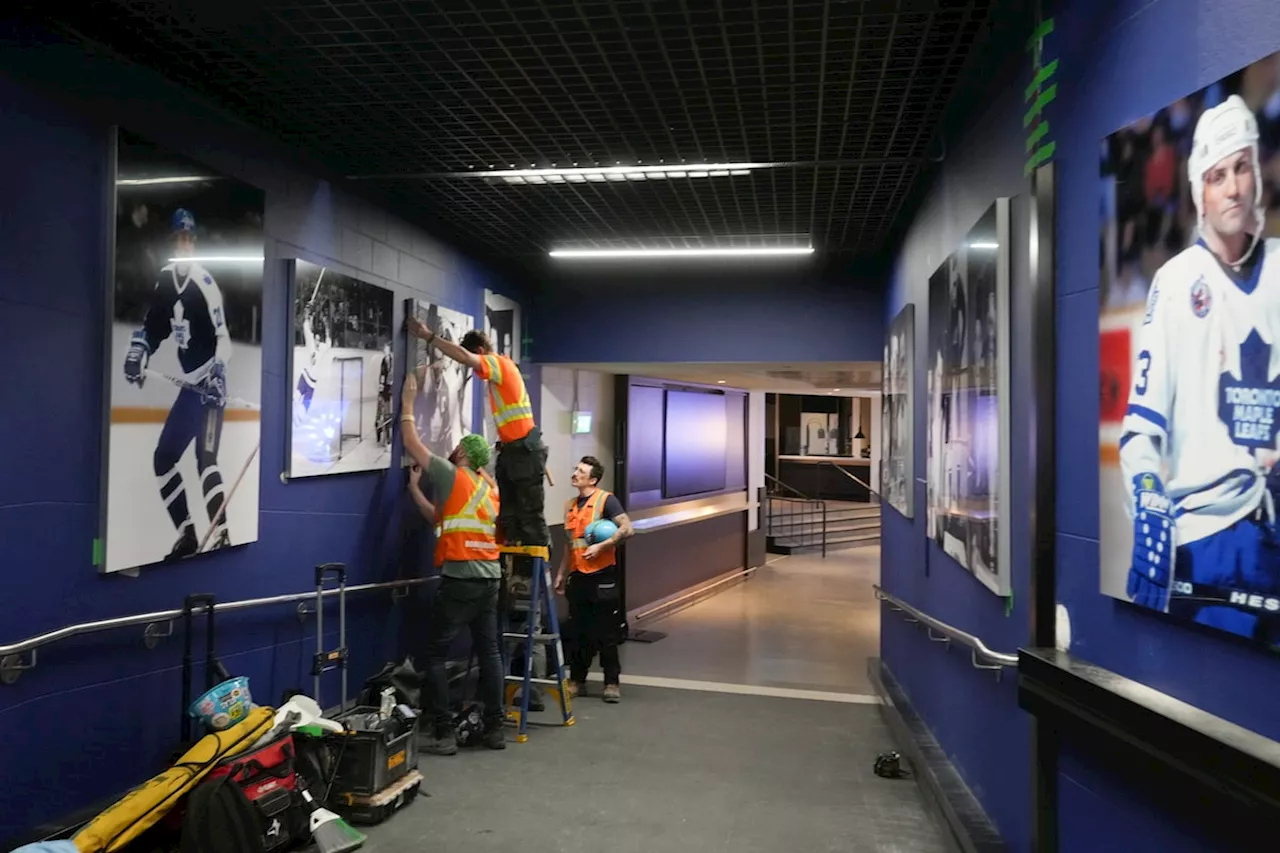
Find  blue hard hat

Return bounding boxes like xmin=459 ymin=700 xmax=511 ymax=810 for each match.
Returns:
xmin=585 ymin=519 xmax=619 ymax=546
xmin=171 ymin=207 xmax=196 ymax=234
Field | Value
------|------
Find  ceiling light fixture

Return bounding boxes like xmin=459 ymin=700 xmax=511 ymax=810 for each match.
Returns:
xmin=549 ymin=246 xmax=815 ymax=260
xmin=118 ymin=176 xmax=216 ymax=186
xmin=969 ymin=241 xmax=1000 ymax=250
xmin=717 ymin=380 xmax=727 ymax=384
xmin=455 ymin=161 xmax=777 ymax=185
xmin=167 ymin=255 xmax=265 ymax=263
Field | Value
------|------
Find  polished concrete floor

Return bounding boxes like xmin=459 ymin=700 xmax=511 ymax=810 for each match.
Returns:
xmin=362 ymin=543 xmax=948 ymax=852
xmin=619 ymin=548 xmax=881 ymax=696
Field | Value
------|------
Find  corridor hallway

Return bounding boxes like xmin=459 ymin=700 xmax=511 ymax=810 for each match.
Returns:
xmin=364 ymin=549 xmax=950 ymax=853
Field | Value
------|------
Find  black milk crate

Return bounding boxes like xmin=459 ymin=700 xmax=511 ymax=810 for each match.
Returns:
xmin=327 ymin=706 xmax=419 ymax=798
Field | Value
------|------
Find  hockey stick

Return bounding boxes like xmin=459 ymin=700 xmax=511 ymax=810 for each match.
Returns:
xmin=145 ymin=368 xmax=260 ymax=411
xmin=307 ymin=266 xmax=327 ymax=308
xmin=198 ymin=439 xmax=261 ymax=553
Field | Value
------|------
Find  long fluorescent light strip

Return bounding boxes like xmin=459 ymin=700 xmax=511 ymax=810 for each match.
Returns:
xmin=167 ymin=256 xmax=265 ymax=263
xmin=118 ymin=176 xmax=217 ymax=186
xmin=472 ymin=162 xmax=773 ymax=179
xmin=549 ymin=247 xmax=814 ymax=259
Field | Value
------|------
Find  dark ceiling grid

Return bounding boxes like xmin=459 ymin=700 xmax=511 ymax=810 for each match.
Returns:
xmin=38 ymin=0 xmax=997 ymax=260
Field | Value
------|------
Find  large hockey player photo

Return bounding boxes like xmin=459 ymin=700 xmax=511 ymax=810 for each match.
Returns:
xmin=926 ymin=200 xmax=1011 ymax=595
xmin=484 ymin=289 xmax=521 ymax=363
xmin=405 ymin=299 xmax=475 ymax=464
xmin=1099 ymin=53 xmax=1280 ymax=646
xmin=103 ymin=130 xmax=265 ymax=574
xmin=882 ymin=304 xmax=915 ymax=518
xmin=287 ymin=260 xmax=394 ymax=478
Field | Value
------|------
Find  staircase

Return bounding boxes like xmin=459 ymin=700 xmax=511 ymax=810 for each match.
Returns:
xmin=765 ymin=499 xmax=881 ymax=555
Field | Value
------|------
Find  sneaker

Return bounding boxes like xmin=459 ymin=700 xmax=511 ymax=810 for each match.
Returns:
xmin=513 ymin=693 xmax=545 ymax=712
xmin=602 ymin=684 xmax=621 ymax=704
xmin=566 ymin=681 xmax=585 ymax=698
xmin=423 ymin=733 xmax=458 ymax=756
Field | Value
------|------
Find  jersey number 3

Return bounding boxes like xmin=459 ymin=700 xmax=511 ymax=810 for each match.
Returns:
xmin=1135 ymin=350 xmax=1151 ymax=395
xmin=212 ymin=306 xmax=224 ymax=329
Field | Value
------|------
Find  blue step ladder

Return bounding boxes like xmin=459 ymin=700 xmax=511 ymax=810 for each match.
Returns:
xmin=499 ymin=544 xmax=575 ymax=743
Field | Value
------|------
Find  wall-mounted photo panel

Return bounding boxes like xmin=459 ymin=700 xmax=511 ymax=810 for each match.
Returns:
xmin=287 ymin=260 xmax=394 ymax=478
xmin=882 ymin=303 xmax=916 ymax=518
xmin=1099 ymin=51 xmax=1280 ymax=645
xmin=405 ymin=299 xmax=475 ymax=465
xmin=484 ymin=289 xmax=521 ymax=363
xmin=103 ymin=129 xmax=265 ymax=574
xmin=926 ymin=199 xmax=1012 ymax=596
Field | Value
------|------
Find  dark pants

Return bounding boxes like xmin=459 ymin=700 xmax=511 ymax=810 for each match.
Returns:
xmin=495 ymin=427 xmax=549 ymax=546
xmin=422 ymin=577 xmax=503 ymax=737
xmin=568 ymin=565 xmax=621 ymax=686
xmin=155 ymin=387 xmax=225 ymax=533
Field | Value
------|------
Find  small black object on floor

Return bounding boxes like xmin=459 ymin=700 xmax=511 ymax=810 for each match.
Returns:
xmin=625 ymin=628 xmax=668 ymax=644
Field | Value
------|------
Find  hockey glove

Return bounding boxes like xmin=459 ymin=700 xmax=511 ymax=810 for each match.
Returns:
xmin=1127 ymin=472 xmax=1175 ymax=610
xmin=124 ymin=331 xmax=150 ymax=387
xmin=200 ymin=360 xmax=228 ymax=408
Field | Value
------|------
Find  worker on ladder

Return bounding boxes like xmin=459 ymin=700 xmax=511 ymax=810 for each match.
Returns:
xmin=406 ymin=319 xmax=548 ymax=547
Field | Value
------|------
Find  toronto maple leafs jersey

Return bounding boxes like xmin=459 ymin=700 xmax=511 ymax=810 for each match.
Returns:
xmin=1120 ymin=239 xmax=1280 ymax=545
xmin=139 ymin=261 xmax=231 ymax=380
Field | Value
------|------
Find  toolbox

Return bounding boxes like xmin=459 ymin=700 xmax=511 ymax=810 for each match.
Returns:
xmin=328 ymin=704 xmax=420 ymax=797
xmin=329 ymin=769 xmax=423 ymax=826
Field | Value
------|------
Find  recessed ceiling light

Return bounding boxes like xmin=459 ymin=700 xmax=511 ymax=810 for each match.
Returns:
xmin=717 ymin=380 xmax=726 ymax=384
xmin=549 ymin=246 xmax=815 ymax=260
xmin=833 ymin=388 xmax=841 ymax=391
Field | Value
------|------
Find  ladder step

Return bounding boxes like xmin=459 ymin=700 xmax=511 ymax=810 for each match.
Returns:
xmin=504 ymin=676 xmax=563 ymax=686
xmin=502 ymin=632 xmax=560 ymax=642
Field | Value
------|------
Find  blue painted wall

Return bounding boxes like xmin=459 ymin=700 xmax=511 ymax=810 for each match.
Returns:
xmin=885 ymin=0 xmax=1280 ymax=850
xmin=531 ymin=261 xmax=885 ymax=363
xmin=0 ymin=27 xmax=525 ymax=842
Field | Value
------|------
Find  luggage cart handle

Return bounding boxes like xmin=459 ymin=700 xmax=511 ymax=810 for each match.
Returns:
xmin=316 ymin=562 xmax=346 ymax=587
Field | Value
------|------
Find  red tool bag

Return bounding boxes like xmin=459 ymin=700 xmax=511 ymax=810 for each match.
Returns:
xmin=204 ymin=733 xmax=308 ymax=851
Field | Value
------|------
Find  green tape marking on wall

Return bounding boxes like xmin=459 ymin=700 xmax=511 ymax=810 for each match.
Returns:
xmin=92 ymin=537 xmax=103 ymax=567
xmin=1024 ymin=15 xmax=1057 ymax=176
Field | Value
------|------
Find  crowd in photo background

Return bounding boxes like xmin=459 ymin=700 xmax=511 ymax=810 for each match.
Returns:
xmin=1100 ymin=52 xmax=1280 ymax=310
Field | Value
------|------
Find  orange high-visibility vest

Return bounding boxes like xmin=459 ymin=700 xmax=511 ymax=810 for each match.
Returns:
xmin=480 ymin=353 xmax=535 ymax=442
xmin=565 ymin=489 xmax=616 ymax=574
xmin=434 ymin=468 xmax=500 ymax=567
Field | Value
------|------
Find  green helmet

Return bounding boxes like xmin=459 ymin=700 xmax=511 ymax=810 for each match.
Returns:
xmin=459 ymin=433 xmax=491 ymax=470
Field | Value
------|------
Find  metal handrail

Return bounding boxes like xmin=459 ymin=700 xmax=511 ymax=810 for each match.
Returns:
xmin=873 ymin=584 xmax=1018 ymax=679
xmin=0 ymin=576 xmax=433 ymax=685
xmin=820 ymin=460 xmax=880 ymax=499
xmin=764 ymin=471 xmax=809 ymax=500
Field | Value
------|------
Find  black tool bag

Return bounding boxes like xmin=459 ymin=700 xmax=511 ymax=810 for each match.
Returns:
xmin=357 ymin=656 xmax=422 ymax=709
xmin=179 ymin=774 xmax=266 ymax=853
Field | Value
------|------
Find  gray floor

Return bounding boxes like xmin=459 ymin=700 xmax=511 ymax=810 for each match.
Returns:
xmin=361 ymin=547 xmax=947 ymax=853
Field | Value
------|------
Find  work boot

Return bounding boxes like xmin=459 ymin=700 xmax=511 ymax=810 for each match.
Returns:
xmin=603 ymin=684 xmax=621 ymax=704
xmin=423 ymin=731 xmax=458 ymax=756
xmin=482 ymin=723 xmax=506 ymax=750
xmin=566 ymin=680 xmax=585 ymax=698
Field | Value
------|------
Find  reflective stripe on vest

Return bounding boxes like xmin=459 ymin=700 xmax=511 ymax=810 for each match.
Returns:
xmin=435 ymin=469 xmax=499 ymax=566
xmin=484 ymin=354 xmax=535 ymax=440
xmin=566 ymin=489 xmax=615 ymax=574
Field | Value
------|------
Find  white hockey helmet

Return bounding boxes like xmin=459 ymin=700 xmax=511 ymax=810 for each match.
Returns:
xmin=1188 ymin=94 xmax=1265 ymax=261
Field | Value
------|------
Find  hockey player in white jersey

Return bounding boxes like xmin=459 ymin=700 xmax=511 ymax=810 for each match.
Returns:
xmin=1119 ymin=95 xmax=1280 ymax=642
xmin=123 ymin=208 xmax=232 ymax=560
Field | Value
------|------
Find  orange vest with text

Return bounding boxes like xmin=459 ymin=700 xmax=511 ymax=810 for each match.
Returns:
xmin=565 ymin=489 xmax=617 ymax=574
xmin=481 ymin=353 xmax=535 ymax=443
xmin=434 ymin=468 xmax=500 ymax=567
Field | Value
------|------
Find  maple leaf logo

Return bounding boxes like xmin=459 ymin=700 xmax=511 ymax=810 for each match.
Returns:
xmin=1218 ymin=329 xmax=1280 ymax=450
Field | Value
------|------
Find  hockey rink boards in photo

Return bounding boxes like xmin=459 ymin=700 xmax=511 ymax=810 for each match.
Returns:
xmin=882 ymin=303 xmax=915 ymax=519
xmin=102 ymin=129 xmax=265 ymax=574
xmin=405 ymin=298 xmax=475 ymax=466
xmin=286 ymin=259 xmax=395 ymax=479
xmin=924 ymin=198 xmax=1012 ymax=596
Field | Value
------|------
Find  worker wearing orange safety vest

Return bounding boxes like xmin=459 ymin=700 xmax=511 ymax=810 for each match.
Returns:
xmin=555 ymin=456 xmax=633 ymax=704
xmin=407 ymin=317 xmax=549 ymax=547
xmin=400 ymin=371 xmax=506 ymax=755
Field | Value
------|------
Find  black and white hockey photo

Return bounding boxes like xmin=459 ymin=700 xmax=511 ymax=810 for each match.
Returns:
xmin=484 ymin=288 xmax=521 ymax=362
xmin=288 ymin=261 xmax=395 ymax=478
xmin=926 ymin=200 xmax=1010 ymax=595
xmin=104 ymin=129 xmax=265 ymax=574
xmin=405 ymin=298 xmax=475 ymax=465
xmin=882 ymin=304 xmax=915 ymax=518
